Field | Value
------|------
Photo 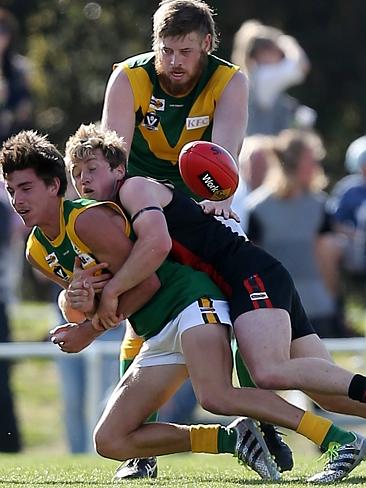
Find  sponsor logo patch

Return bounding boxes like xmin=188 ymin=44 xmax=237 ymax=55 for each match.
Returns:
xmin=249 ymin=292 xmax=269 ymax=301
xmin=150 ymin=96 xmax=165 ymax=111
xmin=54 ymin=266 xmax=69 ymax=280
xmin=45 ymin=252 xmax=58 ymax=267
xmin=198 ymin=171 xmax=232 ymax=201
xmin=186 ymin=115 xmax=210 ymax=130
xmin=78 ymin=253 xmax=96 ymax=268
xmin=143 ymin=111 xmax=160 ymax=130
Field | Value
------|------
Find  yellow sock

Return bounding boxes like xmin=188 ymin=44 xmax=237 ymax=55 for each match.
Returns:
xmin=190 ymin=424 xmax=220 ymax=454
xmin=296 ymin=411 xmax=332 ymax=446
xmin=120 ymin=336 xmax=144 ymax=361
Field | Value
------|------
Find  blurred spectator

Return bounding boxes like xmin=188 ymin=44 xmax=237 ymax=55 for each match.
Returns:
xmin=232 ymin=134 xmax=279 ymax=231
xmin=0 ymin=8 xmax=33 ymax=144
xmin=231 ymin=20 xmax=315 ymax=136
xmin=0 ymin=187 xmax=21 ymax=452
xmin=246 ymin=129 xmax=349 ymax=338
xmin=328 ymin=135 xmax=366 ymax=276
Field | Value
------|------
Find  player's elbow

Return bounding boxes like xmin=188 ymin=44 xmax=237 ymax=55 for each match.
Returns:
xmin=250 ymin=366 xmax=287 ymax=390
xmin=150 ymin=234 xmax=172 ymax=262
xmin=196 ymin=387 xmax=235 ymax=415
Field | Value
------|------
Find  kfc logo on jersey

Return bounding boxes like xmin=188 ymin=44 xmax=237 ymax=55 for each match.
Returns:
xmin=186 ymin=116 xmax=209 ymax=130
xmin=149 ymin=96 xmax=165 ymax=111
xmin=143 ymin=112 xmax=160 ymax=131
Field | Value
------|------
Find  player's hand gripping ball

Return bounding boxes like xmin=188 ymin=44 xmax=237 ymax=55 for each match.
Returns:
xmin=179 ymin=141 xmax=239 ymax=201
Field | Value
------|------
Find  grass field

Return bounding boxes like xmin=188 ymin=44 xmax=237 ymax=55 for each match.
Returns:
xmin=5 ymin=302 xmax=366 ymax=487
xmin=1 ymin=451 xmax=366 ymax=488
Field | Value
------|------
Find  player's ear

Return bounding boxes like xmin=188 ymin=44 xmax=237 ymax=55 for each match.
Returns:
xmin=202 ymin=33 xmax=212 ymax=53
xmin=49 ymin=177 xmax=60 ymax=195
xmin=115 ymin=164 xmax=125 ymax=181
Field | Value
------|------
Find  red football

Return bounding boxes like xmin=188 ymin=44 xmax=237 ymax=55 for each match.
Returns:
xmin=178 ymin=141 xmax=239 ymax=201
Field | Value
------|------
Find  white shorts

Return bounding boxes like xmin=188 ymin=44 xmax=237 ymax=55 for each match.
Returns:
xmin=133 ymin=299 xmax=231 ymax=368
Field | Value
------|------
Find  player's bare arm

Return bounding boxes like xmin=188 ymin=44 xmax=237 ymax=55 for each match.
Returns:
xmin=99 ymin=177 xmax=172 ymax=300
xmin=212 ymin=71 xmax=248 ymax=158
xmin=50 ymin=320 xmax=104 ymax=353
xmin=101 ymin=68 xmax=135 ymax=155
xmin=75 ymin=205 xmax=161 ymax=328
xmin=200 ymin=71 xmax=248 ymax=219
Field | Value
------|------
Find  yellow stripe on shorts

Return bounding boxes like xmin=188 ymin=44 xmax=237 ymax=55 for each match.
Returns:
xmin=198 ymin=297 xmax=220 ymax=324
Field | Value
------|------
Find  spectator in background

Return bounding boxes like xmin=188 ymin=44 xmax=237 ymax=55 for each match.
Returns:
xmin=328 ymin=135 xmax=366 ymax=277
xmin=329 ymin=136 xmax=366 ymax=204
xmin=246 ymin=129 xmax=347 ymax=338
xmin=0 ymin=183 xmax=21 ymax=452
xmin=232 ymin=134 xmax=280 ymax=231
xmin=0 ymin=8 xmax=32 ymax=144
xmin=231 ymin=20 xmax=315 ymax=136
xmin=327 ymin=136 xmax=366 ymax=312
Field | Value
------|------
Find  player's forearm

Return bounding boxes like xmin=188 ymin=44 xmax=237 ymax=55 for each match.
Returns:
xmin=103 ymin=236 xmax=170 ymax=297
xmin=116 ymin=274 xmax=161 ymax=318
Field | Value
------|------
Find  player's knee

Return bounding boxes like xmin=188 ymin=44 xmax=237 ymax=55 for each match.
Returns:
xmin=94 ymin=426 xmax=129 ymax=460
xmin=93 ymin=427 xmax=111 ymax=458
xmin=250 ymin=367 xmax=285 ymax=390
xmin=196 ymin=388 xmax=232 ymax=415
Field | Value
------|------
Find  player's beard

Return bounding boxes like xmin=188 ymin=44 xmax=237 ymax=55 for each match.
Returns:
xmin=156 ymin=52 xmax=208 ymax=97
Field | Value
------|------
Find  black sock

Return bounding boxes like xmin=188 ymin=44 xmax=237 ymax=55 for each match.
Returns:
xmin=348 ymin=374 xmax=366 ymax=402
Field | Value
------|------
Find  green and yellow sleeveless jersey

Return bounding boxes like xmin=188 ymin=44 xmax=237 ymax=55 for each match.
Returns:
xmin=26 ymin=199 xmax=225 ymax=340
xmin=115 ymin=52 xmax=239 ymax=198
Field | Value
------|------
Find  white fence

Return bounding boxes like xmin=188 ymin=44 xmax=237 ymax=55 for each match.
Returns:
xmin=0 ymin=340 xmax=121 ymax=452
xmin=0 ymin=337 xmax=365 ymax=452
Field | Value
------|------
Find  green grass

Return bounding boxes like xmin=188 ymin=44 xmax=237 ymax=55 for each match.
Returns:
xmin=5 ymin=297 xmax=366 ymax=488
xmin=0 ymin=452 xmax=366 ymax=488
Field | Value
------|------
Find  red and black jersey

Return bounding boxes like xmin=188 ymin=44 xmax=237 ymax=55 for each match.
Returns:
xmin=163 ymin=187 xmax=314 ymax=338
xmin=164 ymin=187 xmax=279 ymax=290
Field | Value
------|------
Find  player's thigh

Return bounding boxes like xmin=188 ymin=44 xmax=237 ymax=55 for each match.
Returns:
xmin=231 ymin=265 xmax=297 ymax=369
xmin=234 ymin=308 xmax=292 ymax=371
xmin=96 ymin=364 xmax=187 ymax=436
xmin=179 ymin=299 xmax=233 ymax=389
xmin=182 ymin=323 xmax=233 ymax=393
xmin=290 ymin=332 xmax=334 ymax=362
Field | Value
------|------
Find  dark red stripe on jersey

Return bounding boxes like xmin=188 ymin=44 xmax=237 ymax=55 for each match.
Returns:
xmin=171 ymin=239 xmax=232 ymax=298
xmin=255 ymin=274 xmax=273 ymax=307
xmin=243 ymin=273 xmax=272 ymax=309
xmin=243 ymin=276 xmax=260 ymax=309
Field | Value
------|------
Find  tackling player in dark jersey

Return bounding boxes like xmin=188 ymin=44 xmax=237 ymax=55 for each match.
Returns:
xmin=64 ymin=123 xmax=366 ymax=483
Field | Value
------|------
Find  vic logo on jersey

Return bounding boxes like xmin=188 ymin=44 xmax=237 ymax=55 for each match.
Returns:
xmin=143 ymin=112 xmax=160 ymax=131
